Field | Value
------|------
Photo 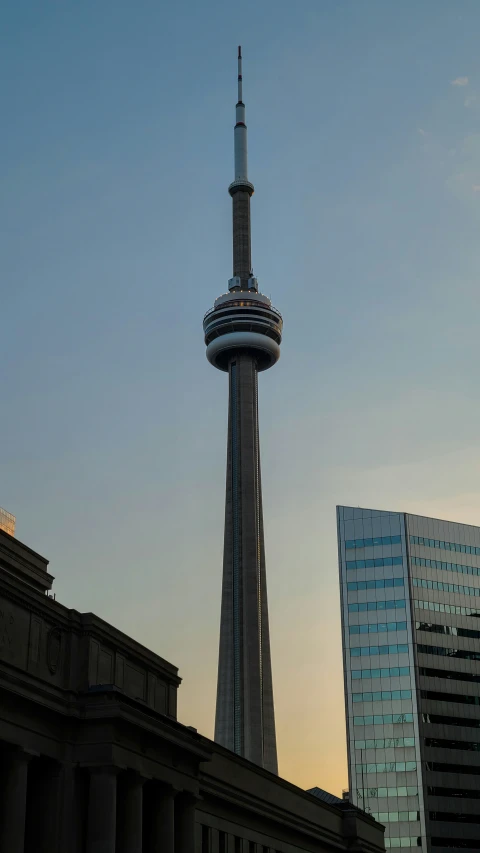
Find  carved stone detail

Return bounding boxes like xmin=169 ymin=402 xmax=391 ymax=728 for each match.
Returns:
xmin=47 ymin=626 xmax=62 ymax=674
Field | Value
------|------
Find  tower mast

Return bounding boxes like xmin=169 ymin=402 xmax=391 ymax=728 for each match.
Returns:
xmin=203 ymin=48 xmax=282 ymax=773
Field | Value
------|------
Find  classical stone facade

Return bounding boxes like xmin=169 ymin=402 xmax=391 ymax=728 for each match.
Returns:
xmin=0 ymin=528 xmax=384 ymax=853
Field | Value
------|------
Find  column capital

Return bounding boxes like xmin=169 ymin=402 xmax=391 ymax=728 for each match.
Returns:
xmin=8 ymin=745 xmax=38 ymax=764
xmin=85 ymin=764 xmax=123 ymax=778
xmin=156 ymin=781 xmax=181 ymax=795
xmin=176 ymin=790 xmax=202 ymax=806
xmin=124 ymin=769 xmax=149 ymax=787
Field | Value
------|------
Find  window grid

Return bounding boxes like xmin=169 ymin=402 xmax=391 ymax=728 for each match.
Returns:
xmin=357 ymin=785 xmax=418 ymax=799
xmin=346 ymin=535 xmax=402 ymax=550
xmin=355 ymin=737 xmax=415 ymax=749
xmin=353 ymin=690 xmax=412 ymax=703
xmin=348 ymin=578 xmax=404 ymax=592
xmin=350 ymin=621 xmax=407 ymax=635
xmin=352 ymin=666 xmax=410 ymax=680
xmin=371 ymin=811 xmax=419 ymax=824
xmin=411 ymin=555 xmax=480 ymax=580
xmin=357 ymin=761 xmax=417 ymax=773
xmin=351 ymin=643 xmax=409 ymax=657
xmin=414 ymin=597 xmax=480 ymax=616
xmin=384 ymin=838 xmax=420 ymax=849
xmin=410 ymin=534 xmax=480 ymax=557
xmin=349 ymin=599 xmax=406 ymax=613
xmin=347 ymin=556 xmax=403 ymax=570
xmin=354 ymin=713 xmax=414 ymax=726
xmin=352 ymin=690 xmax=412 ymax=702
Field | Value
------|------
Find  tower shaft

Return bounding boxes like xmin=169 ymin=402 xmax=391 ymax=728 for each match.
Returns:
xmin=214 ymin=354 xmax=278 ymax=773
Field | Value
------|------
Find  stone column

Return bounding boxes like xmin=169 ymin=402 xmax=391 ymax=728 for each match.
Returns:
xmin=117 ymin=772 xmax=145 ymax=853
xmin=38 ymin=761 xmax=63 ymax=853
xmin=0 ymin=747 xmax=34 ymax=853
xmin=175 ymin=793 xmax=198 ymax=853
xmin=58 ymin=763 xmax=81 ymax=853
xmin=151 ymin=784 xmax=176 ymax=853
xmin=86 ymin=766 xmax=119 ymax=853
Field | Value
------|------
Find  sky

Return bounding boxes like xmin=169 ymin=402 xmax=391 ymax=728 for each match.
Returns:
xmin=2 ymin=0 xmax=480 ymax=795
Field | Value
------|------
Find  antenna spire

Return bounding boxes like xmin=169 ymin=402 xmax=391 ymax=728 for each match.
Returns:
xmin=228 ymin=46 xmax=255 ymax=290
xmin=238 ymin=45 xmax=243 ymax=103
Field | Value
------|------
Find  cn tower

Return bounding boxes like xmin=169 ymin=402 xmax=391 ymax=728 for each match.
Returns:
xmin=203 ymin=47 xmax=281 ymax=774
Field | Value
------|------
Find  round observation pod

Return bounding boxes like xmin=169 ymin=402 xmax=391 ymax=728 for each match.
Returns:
xmin=203 ymin=291 xmax=282 ymax=372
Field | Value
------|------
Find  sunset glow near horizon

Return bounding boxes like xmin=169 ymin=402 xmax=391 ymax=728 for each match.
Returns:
xmin=2 ymin=0 xmax=480 ymax=796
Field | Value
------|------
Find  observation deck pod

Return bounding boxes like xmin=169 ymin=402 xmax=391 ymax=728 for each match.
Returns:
xmin=204 ymin=291 xmax=282 ymax=372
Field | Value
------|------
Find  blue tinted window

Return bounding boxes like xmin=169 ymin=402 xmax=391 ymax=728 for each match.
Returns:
xmin=411 ymin=535 xmax=480 ymax=562
xmin=349 ymin=619 xmax=407 ymax=635
xmin=345 ymin=556 xmax=404 ymax=570
xmin=351 ymin=666 xmax=411 ymax=680
xmin=346 ymin=534 xmax=402 ymax=550
xmin=351 ymin=643 xmax=410 ymax=657
xmin=347 ymin=578 xmax=405 ymax=592
xmin=411 ymin=555 xmax=480 ymax=581
xmin=352 ymin=689 xmax=412 ymax=703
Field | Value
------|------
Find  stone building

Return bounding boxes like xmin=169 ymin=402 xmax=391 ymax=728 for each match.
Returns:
xmin=0 ymin=527 xmax=384 ymax=853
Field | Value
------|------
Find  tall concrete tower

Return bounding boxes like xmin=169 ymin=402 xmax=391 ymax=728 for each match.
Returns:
xmin=203 ymin=47 xmax=281 ymax=774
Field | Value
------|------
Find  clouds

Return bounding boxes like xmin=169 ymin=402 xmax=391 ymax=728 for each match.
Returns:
xmin=450 ymin=75 xmax=478 ymax=110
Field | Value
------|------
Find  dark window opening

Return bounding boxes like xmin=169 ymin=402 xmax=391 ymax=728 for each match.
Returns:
xmin=426 ymin=737 xmax=480 ymax=751
xmin=430 ymin=811 xmax=480 ymax=824
xmin=426 ymin=762 xmax=480 ymax=775
xmin=421 ymin=689 xmax=480 ymax=706
xmin=416 ymin=621 xmax=480 ymax=640
xmin=428 ymin=786 xmax=480 ymax=799
xmin=422 ymin=713 xmax=480 ymax=729
xmin=418 ymin=644 xmax=480 ymax=662
xmin=420 ymin=666 xmax=480 ymax=684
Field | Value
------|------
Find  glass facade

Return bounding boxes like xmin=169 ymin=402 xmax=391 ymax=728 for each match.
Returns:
xmin=338 ymin=507 xmax=480 ymax=853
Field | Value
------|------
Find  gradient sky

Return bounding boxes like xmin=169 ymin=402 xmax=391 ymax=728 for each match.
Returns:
xmin=2 ymin=0 xmax=480 ymax=795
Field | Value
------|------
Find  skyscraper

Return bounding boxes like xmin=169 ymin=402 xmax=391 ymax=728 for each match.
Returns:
xmin=337 ymin=505 xmax=480 ymax=852
xmin=203 ymin=48 xmax=281 ymax=774
xmin=0 ymin=507 xmax=15 ymax=537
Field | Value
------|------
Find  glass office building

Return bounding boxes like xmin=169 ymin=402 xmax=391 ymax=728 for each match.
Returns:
xmin=337 ymin=506 xmax=480 ymax=853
